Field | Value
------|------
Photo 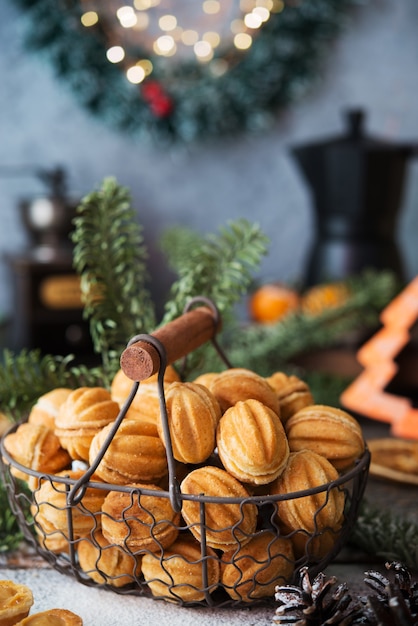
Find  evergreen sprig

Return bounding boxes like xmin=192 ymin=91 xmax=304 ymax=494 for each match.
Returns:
xmin=160 ymin=226 xmax=206 ymax=275
xmin=349 ymin=500 xmax=418 ymax=572
xmin=0 ymin=479 xmax=25 ymax=552
xmin=71 ymin=177 xmax=156 ymax=378
xmin=0 ymin=349 xmax=105 ymax=422
xmin=160 ymin=219 xmax=269 ymax=377
xmin=161 ymin=219 xmax=270 ymax=324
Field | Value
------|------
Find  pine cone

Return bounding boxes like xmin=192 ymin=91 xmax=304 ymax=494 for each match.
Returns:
xmin=273 ymin=562 xmax=418 ymax=625
xmin=274 ymin=566 xmax=359 ymax=625
xmin=360 ymin=561 xmax=418 ymax=625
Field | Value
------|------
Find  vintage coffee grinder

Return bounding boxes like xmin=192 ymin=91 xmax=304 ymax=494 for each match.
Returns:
xmin=3 ymin=165 xmax=94 ymax=360
xmin=291 ymin=109 xmax=416 ymax=286
xmin=18 ymin=165 xmax=76 ymax=256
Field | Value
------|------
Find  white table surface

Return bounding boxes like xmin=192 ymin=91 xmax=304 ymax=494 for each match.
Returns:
xmin=0 ymin=566 xmax=276 ymax=626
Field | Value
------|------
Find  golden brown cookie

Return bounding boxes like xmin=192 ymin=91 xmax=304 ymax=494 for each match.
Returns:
xmin=367 ymin=438 xmax=418 ymax=484
xmin=28 ymin=388 xmax=73 ymax=431
xmin=89 ymin=419 xmax=167 ymax=484
xmin=221 ymin=531 xmax=294 ymax=601
xmin=101 ymin=485 xmax=180 ymax=553
xmin=3 ymin=423 xmax=71 ymax=489
xmin=0 ymin=412 xmax=11 ymax=437
xmin=30 ymin=505 xmax=70 ymax=554
xmin=269 ymin=449 xmax=345 ymax=535
xmin=289 ymin=517 xmax=344 ymax=561
xmin=110 ymin=365 xmax=180 ymax=424
xmin=209 ymin=368 xmax=280 ymax=415
xmin=180 ymin=466 xmax=257 ymax=551
xmin=192 ymin=372 xmax=220 ymax=389
xmin=285 ymin=404 xmax=365 ymax=471
xmin=111 ymin=365 xmax=180 ymax=399
xmin=265 ymin=372 xmax=314 ymax=424
xmin=216 ymin=399 xmax=289 ymax=485
xmin=55 ymin=387 xmax=120 ymax=461
xmin=156 ymin=382 xmax=221 ymax=464
xmin=33 ymin=470 xmax=106 ymax=540
xmin=122 ymin=383 xmax=164 ymax=425
xmin=0 ymin=580 xmax=34 ymax=626
xmin=141 ymin=534 xmax=219 ymax=603
xmin=77 ymin=530 xmax=141 ymax=587
xmin=110 ymin=367 xmax=179 ymax=425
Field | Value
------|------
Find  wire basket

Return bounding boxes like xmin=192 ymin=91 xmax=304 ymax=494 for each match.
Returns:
xmin=0 ymin=298 xmax=370 ymax=608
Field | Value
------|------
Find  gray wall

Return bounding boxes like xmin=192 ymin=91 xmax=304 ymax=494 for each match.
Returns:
xmin=1 ymin=0 xmax=418 ymax=326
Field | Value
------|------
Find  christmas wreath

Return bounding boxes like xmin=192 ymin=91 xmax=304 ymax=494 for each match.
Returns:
xmin=14 ymin=0 xmax=364 ymax=144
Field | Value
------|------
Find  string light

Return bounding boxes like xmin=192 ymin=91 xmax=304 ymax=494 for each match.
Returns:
xmin=80 ymin=11 xmax=98 ymax=27
xmin=106 ymin=45 xmax=125 ymax=63
xmin=126 ymin=64 xmax=146 ymax=83
xmin=202 ymin=0 xmax=221 ymax=15
xmin=234 ymin=32 xmax=253 ymax=50
xmin=80 ymin=0 xmax=271 ymax=81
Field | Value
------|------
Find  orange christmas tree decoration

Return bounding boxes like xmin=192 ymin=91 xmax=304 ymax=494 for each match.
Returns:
xmin=341 ymin=276 xmax=418 ymax=439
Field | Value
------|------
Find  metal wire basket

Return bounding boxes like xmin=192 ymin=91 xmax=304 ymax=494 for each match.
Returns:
xmin=0 ymin=298 xmax=370 ymax=608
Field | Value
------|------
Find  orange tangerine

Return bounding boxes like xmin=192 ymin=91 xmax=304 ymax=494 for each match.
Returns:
xmin=249 ymin=284 xmax=300 ymax=324
xmin=301 ymin=282 xmax=350 ymax=316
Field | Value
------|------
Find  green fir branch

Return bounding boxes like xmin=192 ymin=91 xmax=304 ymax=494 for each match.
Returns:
xmin=161 ymin=219 xmax=270 ymax=324
xmin=349 ymin=500 xmax=418 ymax=572
xmin=71 ymin=177 xmax=156 ymax=377
xmin=0 ymin=479 xmax=25 ymax=553
xmin=160 ymin=220 xmax=269 ymax=377
xmin=160 ymin=226 xmax=205 ymax=274
xmin=0 ymin=349 xmax=105 ymax=422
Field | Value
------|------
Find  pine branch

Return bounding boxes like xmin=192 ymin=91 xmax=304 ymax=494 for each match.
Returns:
xmin=160 ymin=226 xmax=205 ymax=273
xmin=161 ymin=219 xmax=269 ymax=324
xmin=0 ymin=479 xmax=26 ymax=553
xmin=0 ymin=349 xmax=105 ymax=422
xmin=71 ymin=177 xmax=156 ymax=375
xmin=160 ymin=220 xmax=269 ymax=377
xmin=349 ymin=500 xmax=418 ymax=572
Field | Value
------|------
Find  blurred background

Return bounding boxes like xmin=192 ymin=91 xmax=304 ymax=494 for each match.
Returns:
xmin=1 ymin=0 xmax=418 ymax=355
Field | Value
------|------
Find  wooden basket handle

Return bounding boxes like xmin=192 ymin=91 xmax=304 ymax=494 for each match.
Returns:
xmin=120 ymin=305 xmax=221 ymax=381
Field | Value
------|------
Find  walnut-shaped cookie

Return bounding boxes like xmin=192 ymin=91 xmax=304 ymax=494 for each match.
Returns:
xmin=181 ymin=466 xmax=257 ymax=551
xmin=141 ymin=534 xmax=219 ymax=603
xmin=216 ymin=399 xmax=289 ymax=485
xmin=285 ymin=404 xmax=365 ymax=471
xmin=156 ymin=382 xmax=221 ymax=464
xmin=55 ymin=387 xmax=120 ymax=461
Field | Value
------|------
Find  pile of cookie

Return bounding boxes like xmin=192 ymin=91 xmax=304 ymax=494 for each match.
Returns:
xmin=2 ymin=366 xmax=365 ymax=605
